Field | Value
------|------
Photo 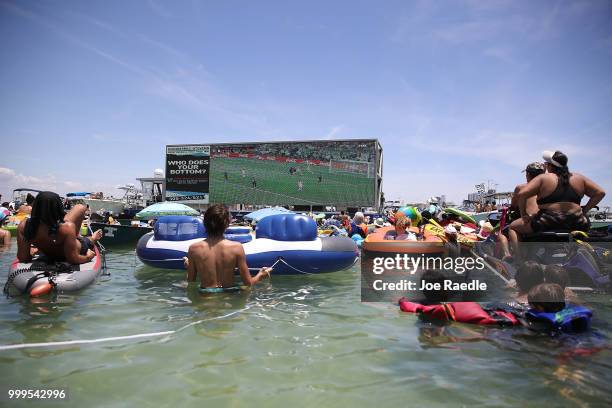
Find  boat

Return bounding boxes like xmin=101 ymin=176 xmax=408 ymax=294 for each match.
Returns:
xmin=66 ymin=192 xmax=126 ymax=215
xmin=588 ymin=207 xmax=612 ymax=230
xmin=89 ymin=222 xmax=153 ymax=246
xmin=9 ymin=188 xmax=42 ymax=207
xmin=136 ymin=214 xmax=359 ymax=274
xmin=463 ymin=189 xmax=513 ymax=224
xmin=5 ymin=245 xmax=105 ymax=297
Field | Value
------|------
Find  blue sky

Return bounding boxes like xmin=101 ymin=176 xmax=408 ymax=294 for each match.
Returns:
xmin=1 ymin=0 xmax=611 ymax=207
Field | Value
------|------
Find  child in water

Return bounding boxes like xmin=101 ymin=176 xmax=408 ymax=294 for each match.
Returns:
xmin=512 ymin=261 xmax=544 ymax=304
xmin=399 ymin=271 xmax=592 ymax=333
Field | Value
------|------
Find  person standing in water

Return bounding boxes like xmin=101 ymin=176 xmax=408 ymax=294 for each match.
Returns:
xmin=184 ymin=204 xmax=271 ymax=291
xmin=17 ymin=191 xmax=103 ymax=264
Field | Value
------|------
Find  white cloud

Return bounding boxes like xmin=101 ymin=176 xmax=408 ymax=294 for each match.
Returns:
xmin=0 ymin=167 xmax=120 ymax=200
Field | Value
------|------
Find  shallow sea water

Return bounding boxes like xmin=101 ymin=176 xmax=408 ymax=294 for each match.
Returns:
xmin=0 ymin=240 xmax=610 ymax=407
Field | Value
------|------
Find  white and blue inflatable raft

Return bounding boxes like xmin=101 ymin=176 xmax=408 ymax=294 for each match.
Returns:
xmin=136 ymin=214 xmax=359 ymax=274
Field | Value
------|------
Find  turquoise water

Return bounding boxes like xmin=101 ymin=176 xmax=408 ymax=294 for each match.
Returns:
xmin=0 ymin=240 xmax=611 ymax=407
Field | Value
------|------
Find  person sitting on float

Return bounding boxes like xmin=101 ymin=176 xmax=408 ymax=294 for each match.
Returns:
xmin=496 ymin=162 xmax=546 ymax=261
xmin=385 ymin=215 xmax=416 ymax=241
xmin=345 ymin=212 xmax=368 ymax=238
xmin=17 ymin=193 xmax=35 ymax=215
xmin=17 ymin=191 xmax=103 ymax=264
xmin=509 ymin=150 xmax=605 ymax=259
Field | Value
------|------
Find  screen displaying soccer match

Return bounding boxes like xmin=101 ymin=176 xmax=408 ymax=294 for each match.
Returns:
xmin=200 ymin=140 xmax=381 ymax=207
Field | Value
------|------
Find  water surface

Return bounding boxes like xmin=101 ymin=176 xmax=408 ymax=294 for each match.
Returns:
xmin=0 ymin=241 xmax=610 ymax=407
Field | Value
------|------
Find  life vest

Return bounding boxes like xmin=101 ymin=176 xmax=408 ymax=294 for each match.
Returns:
xmin=398 ymin=298 xmax=519 ymax=326
xmin=348 ymin=222 xmax=368 ymax=238
xmin=525 ymin=304 xmax=592 ymax=333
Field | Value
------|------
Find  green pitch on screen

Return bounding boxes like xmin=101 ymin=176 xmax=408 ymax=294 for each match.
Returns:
xmin=209 ymin=158 xmax=374 ymax=206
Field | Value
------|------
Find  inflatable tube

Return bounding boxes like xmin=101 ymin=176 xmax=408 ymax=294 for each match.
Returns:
xmin=443 ymin=208 xmax=477 ymax=225
xmin=6 ymin=246 xmax=103 ymax=296
xmin=136 ymin=215 xmax=358 ymax=274
xmin=223 ymin=226 xmax=253 ymax=244
xmin=362 ymin=226 xmax=445 ymax=256
xmin=1 ymin=225 xmax=17 ymax=237
xmin=424 ymin=223 xmax=479 ymax=249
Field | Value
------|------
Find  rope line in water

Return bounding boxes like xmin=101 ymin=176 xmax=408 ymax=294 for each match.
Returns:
xmin=275 ymin=258 xmax=315 ymax=275
xmin=0 ymin=306 xmax=250 ymax=351
xmin=3 ymin=255 xmax=319 ymax=350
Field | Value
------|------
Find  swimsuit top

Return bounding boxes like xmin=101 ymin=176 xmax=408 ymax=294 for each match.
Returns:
xmin=537 ymin=176 xmax=582 ymax=205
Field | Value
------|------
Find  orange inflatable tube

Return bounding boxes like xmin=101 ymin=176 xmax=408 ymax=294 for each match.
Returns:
xmin=362 ymin=226 xmax=446 ymax=256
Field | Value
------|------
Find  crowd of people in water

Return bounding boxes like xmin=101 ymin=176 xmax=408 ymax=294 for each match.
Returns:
xmin=2 ymin=149 xmax=607 ymax=334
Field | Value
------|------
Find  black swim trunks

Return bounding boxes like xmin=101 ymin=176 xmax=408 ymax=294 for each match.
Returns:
xmin=77 ymin=236 xmax=93 ymax=255
xmin=530 ymin=209 xmax=590 ymax=233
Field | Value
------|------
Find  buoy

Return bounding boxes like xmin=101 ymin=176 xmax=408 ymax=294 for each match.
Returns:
xmin=30 ymin=282 xmax=54 ymax=297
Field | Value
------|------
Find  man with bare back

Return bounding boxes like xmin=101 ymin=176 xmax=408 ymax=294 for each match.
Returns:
xmin=185 ymin=204 xmax=271 ymax=292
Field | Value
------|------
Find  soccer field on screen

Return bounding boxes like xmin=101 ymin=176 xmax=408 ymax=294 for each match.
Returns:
xmin=209 ymin=157 xmax=374 ymax=206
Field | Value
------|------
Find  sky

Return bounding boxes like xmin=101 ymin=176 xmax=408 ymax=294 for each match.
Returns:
xmin=1 ymin=0 xmax=611 ymax=207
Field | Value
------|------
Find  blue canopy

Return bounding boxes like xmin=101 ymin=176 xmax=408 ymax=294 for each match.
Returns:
xmin=244 ymin=206 xmax=293 ymax=222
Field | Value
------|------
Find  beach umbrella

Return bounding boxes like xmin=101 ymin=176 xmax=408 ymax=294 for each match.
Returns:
xmin=244 ymin=207 xmax=293 ymax=222
xmin=135 ymin=202 xmax=199 ymax=220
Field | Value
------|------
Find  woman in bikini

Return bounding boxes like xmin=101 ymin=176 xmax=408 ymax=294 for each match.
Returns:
xmin=508 ymin=150 xmax=605 ymax=257
xmin=17 ymin=191 xmax=103 ymax=264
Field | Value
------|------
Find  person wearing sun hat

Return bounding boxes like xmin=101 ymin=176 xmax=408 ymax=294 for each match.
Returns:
xmin=485 ymin=161 xmax=545 ymax=261
xmin=509 ymin=162 xmax=545 ymax=218
xmin=508 ymin=150 xmax=605 ymax=259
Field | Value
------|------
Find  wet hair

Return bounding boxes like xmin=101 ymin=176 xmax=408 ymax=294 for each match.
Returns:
xmin=24 ymin=191 xmax=66 ymax=240
xmin=421 ymin=269 xmax=449 ymax=303
xmin=544 ymin=265 xmax=570 ymax=289
xmin=203 ymin=204 xmax=230 ymax=237
xmin=549 ymin=151 xmax=570 ymax=187
xmin=1 ymin=202 xmax=9 ymax=208
xmin=515 ymin=261 xmax=544 ymax=294
xmin=528 ymin=283 xmax=565 ymax=313
xmin=26 ymin=193 xmax=35 ymax=205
